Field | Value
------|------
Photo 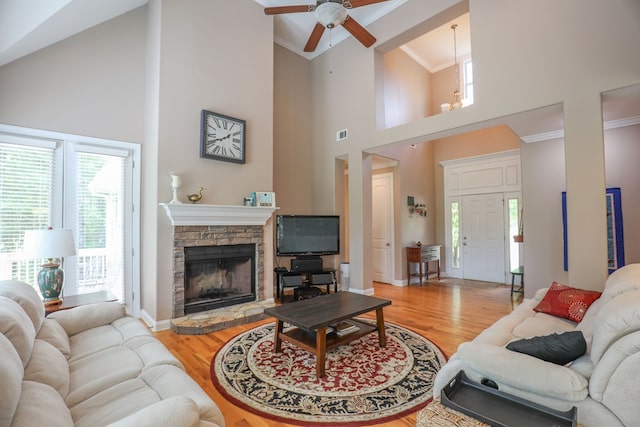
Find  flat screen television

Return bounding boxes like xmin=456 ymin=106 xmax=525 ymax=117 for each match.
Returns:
xmin=276 ymin=215 xmax=340 ymax=257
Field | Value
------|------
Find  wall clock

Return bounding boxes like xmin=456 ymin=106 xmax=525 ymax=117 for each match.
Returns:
xmin=200 ymin=109 xmax=246 ymax=164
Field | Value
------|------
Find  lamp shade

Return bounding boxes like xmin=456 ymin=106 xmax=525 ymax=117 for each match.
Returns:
xmin=23 ymin=228 xmax=77 ymax=261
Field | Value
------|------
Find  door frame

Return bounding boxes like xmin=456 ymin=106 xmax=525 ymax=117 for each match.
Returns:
xmin=441 ymin=150 xmax=521 ymax=283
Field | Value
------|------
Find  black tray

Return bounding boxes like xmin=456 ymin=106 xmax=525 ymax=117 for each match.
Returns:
xmin=441 ymin=371 xmax=577 ymax=427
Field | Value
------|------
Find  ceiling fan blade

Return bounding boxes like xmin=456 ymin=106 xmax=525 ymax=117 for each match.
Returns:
xmin=346 ymin=0 xmax=389 ymax=8
xmin=264 ymin=5 xmax=314 ymax=15
xmin=304 ymin=23 xmax=326 ymax=52
xmin=341 ymin=16 xmax=376 ymax=48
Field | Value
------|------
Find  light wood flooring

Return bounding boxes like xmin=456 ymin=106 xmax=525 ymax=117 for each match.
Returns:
xmin=154 ymin=279 xmax=522 ymax=427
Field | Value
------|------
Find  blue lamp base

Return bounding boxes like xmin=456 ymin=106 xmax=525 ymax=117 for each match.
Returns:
xmin=37 ymin=263 xmax=65 ymax=304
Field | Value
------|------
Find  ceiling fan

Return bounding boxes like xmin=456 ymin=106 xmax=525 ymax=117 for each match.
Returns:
xmin=264 ymin=0 xmax=389 ymax=52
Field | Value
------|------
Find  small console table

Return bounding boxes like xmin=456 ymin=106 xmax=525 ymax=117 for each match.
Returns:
xmin=406 ymin=244 xmax=441 ymax=286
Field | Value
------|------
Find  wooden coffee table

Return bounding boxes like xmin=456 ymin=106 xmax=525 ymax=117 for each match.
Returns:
xmin=263 ymin=292 xmax=391 ymax=378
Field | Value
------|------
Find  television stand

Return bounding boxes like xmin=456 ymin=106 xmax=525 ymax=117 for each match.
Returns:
xmin=275 ymin=267 xmax=338 ymax=302
xmin=291 ymin=256 xmax=323 ymax=273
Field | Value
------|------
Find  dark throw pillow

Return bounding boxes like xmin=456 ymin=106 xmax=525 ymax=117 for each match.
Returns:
xmin=506 ymin=331 xmax=587 ymax=365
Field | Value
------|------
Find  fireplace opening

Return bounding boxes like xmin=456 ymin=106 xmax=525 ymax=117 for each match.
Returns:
xmin=184 ymin=243 xmax=256 ymax=314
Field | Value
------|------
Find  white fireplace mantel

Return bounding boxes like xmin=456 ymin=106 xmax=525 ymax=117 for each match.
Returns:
xmin=160 ymin=203 xmax=278 ymax=226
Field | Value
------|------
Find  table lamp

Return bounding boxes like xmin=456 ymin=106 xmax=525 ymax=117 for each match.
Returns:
xmin=23 ymin=227 xmax=77 ymax=305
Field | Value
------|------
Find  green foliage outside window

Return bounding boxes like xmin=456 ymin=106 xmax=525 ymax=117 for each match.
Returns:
xmin=451 ymin=202 xmax=460 ymax=268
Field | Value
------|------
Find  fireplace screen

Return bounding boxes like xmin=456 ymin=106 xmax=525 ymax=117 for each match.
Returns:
xmin=184 ymin=243 xmax=256 ymax=314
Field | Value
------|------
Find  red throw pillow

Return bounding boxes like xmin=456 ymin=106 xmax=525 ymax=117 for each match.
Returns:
xmin=533 ymin=281 xmax=602 ymax=322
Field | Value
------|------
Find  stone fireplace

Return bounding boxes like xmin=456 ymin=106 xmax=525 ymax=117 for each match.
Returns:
xmin=161 ymin=204 xmax=277 ymax=326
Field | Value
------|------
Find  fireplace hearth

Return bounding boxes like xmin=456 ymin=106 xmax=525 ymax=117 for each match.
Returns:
xmin=184 ymin=244 xmax=255 ymax=314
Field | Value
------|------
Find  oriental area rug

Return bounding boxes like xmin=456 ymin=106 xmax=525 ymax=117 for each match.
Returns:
xmin=210 ymin=320 xmax=447 ymax=426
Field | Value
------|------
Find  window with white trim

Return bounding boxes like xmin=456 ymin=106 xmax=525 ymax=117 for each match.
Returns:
xmin=462 ymin=57 xmax=474 ymax=106
xmin=0 ymin=130 xmax=138 ymax=313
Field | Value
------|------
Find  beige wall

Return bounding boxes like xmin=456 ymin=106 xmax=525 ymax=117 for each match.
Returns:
xmin=382 ymin=49 xmax=432 ymax=128
xmin=521 ymin=137 xmax=568 ymax=292
xmin=273 ymin=45 xmax=313 ymax=215
xmin=306 ymin=0 xmax=640 ymax=294
xmin=0 ymin=6 xmax=147 ymax=142
xmin=0 ymin=0 xmax=276 ymax=324
xmin=147 ymin=0 xmax=275 ymax=322
xmin=373 ymin=144 xmax=436 ymax=283
xmin=1 ymin=0 xmax=639 ymax=321
xmin=508 ymin=124 xmax=640 ymax=296
xmin=605 ymin=125 xmax=640 ymax=265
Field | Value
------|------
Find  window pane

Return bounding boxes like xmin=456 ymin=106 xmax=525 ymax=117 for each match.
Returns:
xmin=74 ymin=152 xmax=125 ymax=301
xmin=451 ymin=201 xmax=460 ymax=268
xmin=463 ymin=59 xmax=474 ymax=105
xmin=0 ymin=142 xmax=55 ymax=282
xmin=508 ymin=198 xmax=521 ymax=270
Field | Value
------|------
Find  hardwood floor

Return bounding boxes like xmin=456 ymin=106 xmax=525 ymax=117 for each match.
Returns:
xmin=154 ymin=279 xmax=522 ymax=427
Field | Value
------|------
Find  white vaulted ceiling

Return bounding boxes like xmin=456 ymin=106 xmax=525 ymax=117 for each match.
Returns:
xmin=0 ymin=0 xmax=147 ymax=67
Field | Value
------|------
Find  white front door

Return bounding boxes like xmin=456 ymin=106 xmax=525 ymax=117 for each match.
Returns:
xmin=372 ymin=173 xmax=394 ymax=283
xmin=462 ymin=193 xmax=505 ymax=283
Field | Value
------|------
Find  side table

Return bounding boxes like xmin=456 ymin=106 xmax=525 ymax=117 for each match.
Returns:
xmin=45 ymin=290 xmax=118 ymax=316
xmin=406 ymin=244 xmax=441 ymax=286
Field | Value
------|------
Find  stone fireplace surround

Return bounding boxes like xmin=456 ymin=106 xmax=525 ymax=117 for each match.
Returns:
xmin=174 ymin=226 xmax=261 ymax=317
xmin=161 ymin=204 xmax=277 ymax=333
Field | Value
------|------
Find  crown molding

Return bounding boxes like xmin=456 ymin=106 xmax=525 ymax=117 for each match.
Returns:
xmin=521 ymin=115 xmax=640 ymax=143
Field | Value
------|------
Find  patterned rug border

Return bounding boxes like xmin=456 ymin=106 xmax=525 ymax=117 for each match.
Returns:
xmin=210 ymin=319 xmax=448 ymax=427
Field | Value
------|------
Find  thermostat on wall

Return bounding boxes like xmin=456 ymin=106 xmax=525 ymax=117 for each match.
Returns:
xmin=252 ymin=192 xmax=276 ymax=207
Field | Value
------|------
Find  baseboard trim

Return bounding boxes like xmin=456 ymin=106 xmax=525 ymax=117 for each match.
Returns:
xmin=139 ymin=309 xmax=171 ymax=332
xmin=345 ymin=287 xmax=375 ymax=296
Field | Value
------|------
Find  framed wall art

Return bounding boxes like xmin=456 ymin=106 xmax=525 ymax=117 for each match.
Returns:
xmin=562 ymin=187 xmax=624 ymax=273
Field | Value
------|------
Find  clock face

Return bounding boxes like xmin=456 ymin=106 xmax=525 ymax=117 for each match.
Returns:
xmin=200 ymin=110 xmax=246 ymax=164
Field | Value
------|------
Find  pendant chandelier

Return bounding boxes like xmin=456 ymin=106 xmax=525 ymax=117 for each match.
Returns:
xmin=441 ymin=23 xmax=462 ymax=112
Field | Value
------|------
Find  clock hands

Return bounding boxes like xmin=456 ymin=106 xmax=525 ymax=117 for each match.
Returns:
xmin=208 ymin=133 xmax=232 ymax=143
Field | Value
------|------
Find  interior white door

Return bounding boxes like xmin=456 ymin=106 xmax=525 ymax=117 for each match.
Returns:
xmin=462 ymin=193 xmax=505 ymax=283
xmin=372 ymin=173 xmax=394 ymax=283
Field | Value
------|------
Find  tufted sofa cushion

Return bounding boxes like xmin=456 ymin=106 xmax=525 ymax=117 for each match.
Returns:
xmin=590 ymin=290 xmax=640 ymax=364
xmin=0 ymin=279 xmax=226 ymax=427
xmin=70 ymin=365 xmax=224 ymax=427
xmin=0 ymin=280 xmax=45 ymax=332
xmin=0 ymin=297 xmax=36 ymax=366
xmin=599 ymin=263 xmax=640 ymax=306
xmin=24 ymin=339 xmax=70 ymax=398
xmin=37 ymin=318 xmax=71 ymax=359
xmin=0 ymin=333 xmax=24 ymax=426
xmin=11 ymin=381 xmax=74 ymax=427
xmin=105 ymin=396 xmax=200 ymax=427
xmin=48 ymin=301 xmax=125 ymax=336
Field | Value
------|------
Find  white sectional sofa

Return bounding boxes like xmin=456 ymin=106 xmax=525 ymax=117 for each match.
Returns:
xmin=0 ymin=280 xmax=225 ymax=427
xmin=433 ymin=263 xmax=640 ymax=427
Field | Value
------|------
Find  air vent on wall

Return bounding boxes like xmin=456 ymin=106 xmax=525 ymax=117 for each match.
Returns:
xmin=336 ymin=129 xmax=348 ymax=142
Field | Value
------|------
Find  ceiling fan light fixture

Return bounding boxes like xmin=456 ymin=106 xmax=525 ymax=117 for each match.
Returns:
xmin=316 ymin=2 xmax=348 ymax=28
